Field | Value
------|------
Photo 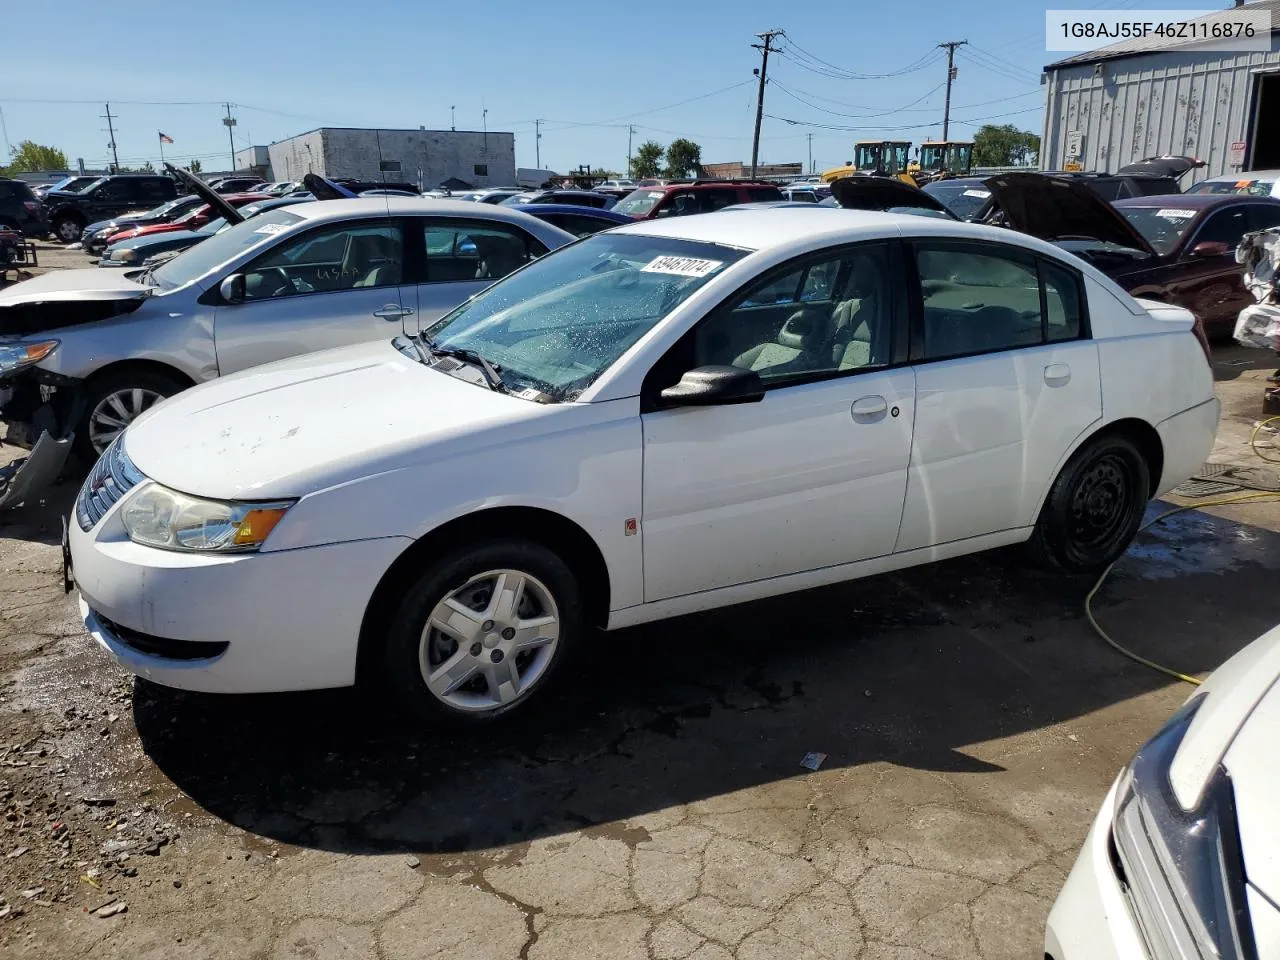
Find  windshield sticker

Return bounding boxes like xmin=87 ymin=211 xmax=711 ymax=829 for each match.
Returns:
xmin=642 ymin=256 xmax=724 ymax=278
xmin=962 ymin=189 xmax=991 ymax=199
xmin=1236 ymin=180 xmax=1256 ymax=188
xmin=647 ymin=191 xmax=664 ymax=199
xmin=1155 ymin=208 xmax=1196 ymax=220
xmin=253 ymin=222 xmax=288 ymax=235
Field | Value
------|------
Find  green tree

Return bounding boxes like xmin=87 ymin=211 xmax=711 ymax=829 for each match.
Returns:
xmin=664 ymin=138 xmax=702 ymax=179
xmin=189 ymin=159 xmax=203 ymax=174
xmin=632 ymin=140 xmax=664 ymax=179
xmin=972 ymin=124 xmax=1040 ymax=167
xmin=589 ymin=167 xmax=618 ymax=179
xmin=4 ymin=140 xmax=69 ymax=174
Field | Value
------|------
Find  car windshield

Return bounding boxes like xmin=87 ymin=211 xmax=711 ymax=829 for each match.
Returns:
xmin=199 ymin=217 xmax=227 ymax=235
xmin=1117 ymin=206 xmax=1197 ymax=255
xmin=420 ymin=233 xmax=749 ymax=399
xmin=1189 ymin=178 xmax=1275 ymax=197
xmin=612 ymin=189 xmax=665 ymax=216
xmin=174 ymin=205 xmax=211 ymax=224
xmin=499 ymin=194 xmax=536 ymax=206
xmin=150 ymin=209 xmax=303 ymax=291
xmin=922 ymin=183 xmax=991 ymax=219
xmin=148 ymin=197 xmax=189 ymax=218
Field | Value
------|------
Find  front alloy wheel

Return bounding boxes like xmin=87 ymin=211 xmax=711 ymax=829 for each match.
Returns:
xmin=384 ymin=539 xmax=582 ymax=723
xmin=421 ymin=569 xmax=560 ymax=712
xmin=88 ymin=387 xmax=166 ymax=455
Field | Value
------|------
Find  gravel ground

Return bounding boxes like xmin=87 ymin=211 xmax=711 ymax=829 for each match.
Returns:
xmin=1 ymin=245 xmax=1279 ymax=958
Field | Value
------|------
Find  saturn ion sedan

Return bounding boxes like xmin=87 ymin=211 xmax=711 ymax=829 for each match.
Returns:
xmin=67 ymin=207 xmax=1219 ymax=723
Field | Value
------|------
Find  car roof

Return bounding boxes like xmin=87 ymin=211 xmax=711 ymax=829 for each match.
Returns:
xmin=518 ymin=204 xmax=632 ymax=220
xmin=1112 ymin=194 xmax=1280 ymax=210
xmin=289 ymin=197 xmax=562 ymax=227
xmin=613 ymin=206 xmax=1002 ymax=251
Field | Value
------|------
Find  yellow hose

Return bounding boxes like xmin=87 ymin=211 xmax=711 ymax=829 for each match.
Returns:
xmin=1085 ymin=491 xmax=1280 ymax=686
xmin=1251 ymin=414 xmax=1280 ymax=463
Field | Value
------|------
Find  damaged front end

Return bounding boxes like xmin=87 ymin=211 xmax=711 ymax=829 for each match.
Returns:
xmin=0 ymin=360 xmax=86 ymax=510
xmin=0 ymin=299 xmax=147 ymax=509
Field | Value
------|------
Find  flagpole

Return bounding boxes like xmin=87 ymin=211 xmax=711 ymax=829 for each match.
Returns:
xmin=158 ymin=131 xmax=165 ymax=165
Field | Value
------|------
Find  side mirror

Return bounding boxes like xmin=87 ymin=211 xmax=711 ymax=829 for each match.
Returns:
xmin=1189 ymin=240 xmax=1230 ymax=258
xmin=658 ymin=365 xmax=765 ymax=408
xmin=219 ymin=273 xmax=246 ymax=304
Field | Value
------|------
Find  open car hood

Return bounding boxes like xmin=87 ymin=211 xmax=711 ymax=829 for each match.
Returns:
xmin=830 ymin=176 xmax=952 ymax=215
xmin=164 ymin=163 xmax=244 ymax=226
xmin=0 ymin=268 xmax=150 ymax=307
xmin=302 ymin=173 xmax=358 ymax=200
xmin=981 ymin=172 xmax=1157 ymax=256
xmin=1115 ymin=155 xmax=1205 ymax=181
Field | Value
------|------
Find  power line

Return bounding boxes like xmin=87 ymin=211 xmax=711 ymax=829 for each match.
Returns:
xmin=765 ymin=78 xmax=1039 ymax=113
xmin=777 ymin=38 xmax=944 ymax=81
xmin=765 ymin=103 xmax=1040 ymax=133
xmin=770 ymin=78 xmax=946 ymax=120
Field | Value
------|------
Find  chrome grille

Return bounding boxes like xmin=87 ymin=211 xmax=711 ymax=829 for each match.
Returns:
xmin=75 ymin=439 xmax=144 ymax=531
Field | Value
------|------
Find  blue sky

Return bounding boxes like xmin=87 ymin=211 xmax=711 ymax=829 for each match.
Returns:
xmin=0 ymin=0 xmax=1223 ymax=175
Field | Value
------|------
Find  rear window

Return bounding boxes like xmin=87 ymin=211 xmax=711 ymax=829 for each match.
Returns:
xmin=922 ymin=183 xmax=991 ymax=219
xmin=1189 ymin=178 xmax=1276 ymax=197
xmin=746 ymin=187 xmax=783 ymax=202
xmin=1117 ymin=206 xmax=1198 ymax=255
xmin=612 ymin=189 xmax=666 ymax=216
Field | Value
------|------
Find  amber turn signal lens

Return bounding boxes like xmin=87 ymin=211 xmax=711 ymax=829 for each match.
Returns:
xmin=231 ymin=507 xmax=290 ymax=546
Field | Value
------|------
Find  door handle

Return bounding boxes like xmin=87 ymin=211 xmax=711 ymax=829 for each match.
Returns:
xmin=850 ymin=395 xmax=888 ymax=420
xmin=1044 ymin=362 xmax=1071 ymax=387
xmin=373 ymin=304 xmax=415 ymax=321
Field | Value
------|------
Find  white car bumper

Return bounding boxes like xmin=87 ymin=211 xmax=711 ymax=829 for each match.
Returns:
xmin=1045 ymin=778 xmax=1147 ymax=960
xmin=69 ymin=512 xmax=411 ymax=694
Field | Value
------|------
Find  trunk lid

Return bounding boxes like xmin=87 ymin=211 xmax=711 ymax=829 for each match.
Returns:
xmin=982 ymin=172 xmax=1159 ymax=257
xmin=1115 ymin=155 xmax=1205 ymax=181
xmin=830 ymin=175 xmax=953 ymax=215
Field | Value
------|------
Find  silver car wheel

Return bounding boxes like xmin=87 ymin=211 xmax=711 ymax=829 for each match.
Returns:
xmin=55 ymin=219 xmax=81 ymax=243
xmin=88 ymin=388 xmax=165 ymax=454
xmin=419 ymin=568 xmax=560 ymax=713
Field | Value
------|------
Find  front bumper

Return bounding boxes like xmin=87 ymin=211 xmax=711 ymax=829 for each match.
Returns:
xmin=70 ymin=499 xmax=412 ymax=693
xmin=1045 ymin=778 xmax=1147 ymax=960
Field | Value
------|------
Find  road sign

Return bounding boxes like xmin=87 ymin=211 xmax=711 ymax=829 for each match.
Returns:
xmin=1230 ymin=141 xmax=1247 ymax=167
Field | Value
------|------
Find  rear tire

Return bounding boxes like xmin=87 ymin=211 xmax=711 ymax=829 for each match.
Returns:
xmin=1027 ymin=433 xmax=1150 ymax=574
xmin=73 ymin=369 xmax=186 ymax=465
xmin=382 ymin=538 xmax=582 ymax=725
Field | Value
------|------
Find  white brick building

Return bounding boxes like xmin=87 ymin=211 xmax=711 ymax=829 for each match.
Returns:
xmin=265 ymin=127 xmax=516 ymax=189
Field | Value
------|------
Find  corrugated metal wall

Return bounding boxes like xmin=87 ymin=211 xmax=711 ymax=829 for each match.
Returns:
xmin=1043 ymin=45 xmax=1280 ymax=181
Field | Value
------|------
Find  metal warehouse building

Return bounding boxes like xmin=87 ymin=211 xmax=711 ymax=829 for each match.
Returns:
xmin=265 ymin=127 xmax=516 ymax=189
xmin=1042 ymin=0 xmax=1280 ymax=183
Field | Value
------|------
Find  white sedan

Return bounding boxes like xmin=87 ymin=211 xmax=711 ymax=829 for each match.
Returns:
xmin=1046 ymin=624 xmax=1280 ymax=960
xmin=67 ymin=208 xmax=1219 ymax=722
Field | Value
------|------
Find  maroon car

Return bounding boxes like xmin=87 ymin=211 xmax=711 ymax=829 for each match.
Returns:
xmin=982 ymin=173 xmax=1280 ymax=339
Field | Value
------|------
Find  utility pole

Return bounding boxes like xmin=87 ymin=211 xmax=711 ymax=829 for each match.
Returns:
xmin=938 ymin=40 xmax=967 ymax=141
xmin=101 ymin=103 xmax=120 ymax=172
xmin=750 ymin=29 xmax=783 ymax=179
xmin=807 ymin=132 xmax=813 ymax=174
xmin=535 ymin=119 xmax=542 ymax=169
xmin=627 ymin=124 xmax=635 ymax=178
xmin=450 ymin=105 xmax=456 ymax=131
xmin=222 ymin=102 xmax=237 ymax=172
xmin=482 ymin=108 xmax=488 ymax=155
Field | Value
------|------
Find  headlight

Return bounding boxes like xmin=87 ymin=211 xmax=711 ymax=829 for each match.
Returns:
xmin=114 ymin=248 xmax=139 ymax=262
xmin=0 ymin=341 xmax=58 ymax=375
xmin=1112 ymin=696 xmax=1255 ymax=959
xmin=120 ymin=483 xmax=293 ymax=552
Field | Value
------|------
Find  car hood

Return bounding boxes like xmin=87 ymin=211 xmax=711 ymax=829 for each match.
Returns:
xmin=830 ymin=175 xmax=952 ymax=215
xmin=1220 ymin=639 xmax=1280 ymax=906
xmin=124 ymin=340 xmax=560 ymax=500
xmin=982 ymin=172 xmax=1158 ymax=256
xmin=0 ymin=267 xmax=151 ymax=307
xmin=164 ymin=163 xmax=243 ymax=225
xmin=110 ymin=230 xmax=207 ymax=253
xmin=86 ymin=212 xmax=150 ymax=234
xmin=117 ymin=222 xmax=187 ymax=240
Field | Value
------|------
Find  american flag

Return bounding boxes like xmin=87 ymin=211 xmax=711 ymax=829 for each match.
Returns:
xmin=158 ymin=132 xmax=174 ymax=144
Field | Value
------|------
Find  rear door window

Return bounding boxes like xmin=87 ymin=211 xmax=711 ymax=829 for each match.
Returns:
xmin=423 ymin=219 xmax=547 ymax=282
xmin=913 ymin=242 xmax=1045 ymax=360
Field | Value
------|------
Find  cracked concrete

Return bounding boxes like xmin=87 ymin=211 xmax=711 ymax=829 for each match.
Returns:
xmin=2 ymin=345 xmax=1280 ymax=958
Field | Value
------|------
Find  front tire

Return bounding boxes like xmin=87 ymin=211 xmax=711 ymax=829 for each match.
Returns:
xmin=74 ymin=369 xmax=186 ymax=465
xmin=53 ymin=215 xmax=84 ymax=244
xmin=383 ymin=539 xmax=582 ymax=724
xmin=1028 ymin=433 xmax=1150 ymax=574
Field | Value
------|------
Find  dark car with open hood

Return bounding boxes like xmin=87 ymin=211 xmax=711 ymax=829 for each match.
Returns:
xmin=978 ymin=172 xmax=1280 ymax=339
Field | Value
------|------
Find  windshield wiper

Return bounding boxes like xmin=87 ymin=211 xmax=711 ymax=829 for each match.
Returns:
xmin=420 ymin=336 xmax=507 ymax=393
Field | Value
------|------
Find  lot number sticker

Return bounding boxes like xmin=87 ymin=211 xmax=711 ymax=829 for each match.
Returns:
xmin=1155 ymin=208 xmax=1196 ymax=220
xmin=642 ymin=256 xmax=724 ymax=278
xmin=253 ymin=222 xmax=289 ymax=235
xmin=962 ymin=189 xmax=991 ymax=199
